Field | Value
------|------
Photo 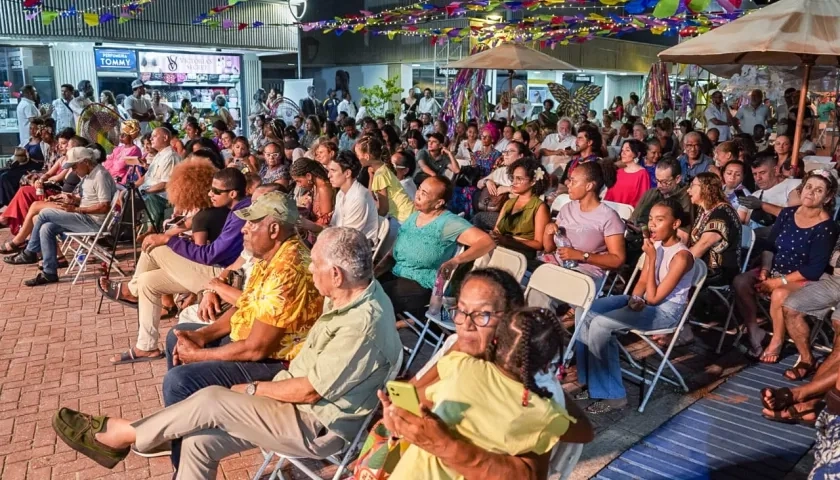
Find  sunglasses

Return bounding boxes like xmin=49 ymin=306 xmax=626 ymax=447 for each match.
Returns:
xmin=210 ymin=187 xmax=233 ymax=195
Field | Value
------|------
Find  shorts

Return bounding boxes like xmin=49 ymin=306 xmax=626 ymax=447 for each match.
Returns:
xmin=783 ymin=274 xmax=840 ymax=321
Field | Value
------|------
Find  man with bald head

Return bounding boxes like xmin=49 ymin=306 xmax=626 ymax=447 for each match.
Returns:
xmin=137 ymin=127 xmax=182 ymax=230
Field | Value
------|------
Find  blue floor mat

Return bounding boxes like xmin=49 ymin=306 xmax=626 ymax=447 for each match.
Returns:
xmin=595 ymin=355 xmax=816 ymax=480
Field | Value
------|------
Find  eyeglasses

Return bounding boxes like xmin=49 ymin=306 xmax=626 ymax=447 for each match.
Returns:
xmin=503 ymin=149 xmax=518 ymax=155
xmin=447 ymin=308 xmax=505 ymax=327
xmin=210 ymin=187 xmax=233 ymax=195
xmin=684 ymin=143 xmax=700 ymax=148
xmin=657 ymin=177 xmax=677 ymax=187
xmin=265 ymin=152 xmax=282 ymax=158
xmin=511 ymin=176 xmax=532 ymax=184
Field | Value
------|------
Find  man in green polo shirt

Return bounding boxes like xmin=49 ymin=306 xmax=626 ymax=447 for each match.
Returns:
xmin=51 ymin=227 xmax=402 ymax=478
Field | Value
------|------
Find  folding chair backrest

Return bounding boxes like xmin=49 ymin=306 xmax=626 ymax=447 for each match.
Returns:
xmin=550 ymin=193 xmax=571 ymax=214
xmin=603 ymin=201 xmax=634 ymax=221
xmin=740 ymin=225 xmax=755 ymax=273
xmin=371 ymin=216 xmax=391 ymax=264
xmin=486 ymin=247 xmax=528 ymax=283
xmin=622 ymin=253 xmax=708 ymax=299
xmin=525 ymin=264 xmax=598 ymax=310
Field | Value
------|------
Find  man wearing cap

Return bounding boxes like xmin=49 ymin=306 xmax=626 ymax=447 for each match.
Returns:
xmin=125 ymin=79 xmax=155 ymax=134
xmin=53 ymin=226 xmax=401 ymax=479
xmin=4 ymin=146 xmax=117 ymax=286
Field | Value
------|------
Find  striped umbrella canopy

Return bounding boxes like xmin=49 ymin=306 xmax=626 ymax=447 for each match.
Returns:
xmin=659 ymin=0 xmax=840 ymax=166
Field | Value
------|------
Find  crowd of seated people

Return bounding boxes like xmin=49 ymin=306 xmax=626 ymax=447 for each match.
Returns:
xmin=6 ymin=84 xmax=840 ymax=478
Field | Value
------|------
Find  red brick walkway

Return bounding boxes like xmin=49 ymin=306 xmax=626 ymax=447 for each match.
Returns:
xmin=0 ymin=257 xmax=301 ymax=479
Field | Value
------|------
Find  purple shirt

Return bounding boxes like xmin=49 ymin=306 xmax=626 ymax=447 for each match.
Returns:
xmin=555 ymin=200 xmax=625 ymax=279
xmin=166 ymin=197 xmax=251 ymax=267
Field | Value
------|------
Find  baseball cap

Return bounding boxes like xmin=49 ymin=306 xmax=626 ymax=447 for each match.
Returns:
xmin=131 ymin=79 xmax=146 ymax=90
xmin=234 ymin=191 xmax=299 ymax=224
xmin=62 ymin=146 xmax=96 ymax=169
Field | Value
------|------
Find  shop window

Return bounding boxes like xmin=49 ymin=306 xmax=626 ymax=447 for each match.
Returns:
xmin=0 ymin=46 xmax=55 ymax=155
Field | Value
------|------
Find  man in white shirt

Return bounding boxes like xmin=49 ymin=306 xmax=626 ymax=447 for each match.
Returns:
xmin=735 ymin=89 xmax=770 ymax=137
xmin=300 ymin=151 xmax=378 ymax=242
xmin=125 ymin=79 xmax=155 ymax=134
xmin=16 ymin=85 xmax=48 ymax=145
xmin=539 ymin=117 xmax=577 ymax=174
xmin=151 ymin=90 xmax=174 ymax=123
xmin=337 ymin=92 xmax=357 ymax=120
xmin=420 ymin=113 xmax=435 ymax=137
xmin=495 ymin=125 xmax=514 ymax=152
xmin=139 ymin=127 xmax=181 ymax=229
xmin=52 ymin=84 xmax=76 ymax=133
xmin=738 ymin=155 xmax=801 ymax=230
xmin=705 ymin=90 xmax=733 ymax=142
xmin=653 ymin=99 xmax=676 ymax=123
xmin=67 ymin=80 xmax=94 ymax=127
xmin=418 ymin=88 xmax=441 ymax=118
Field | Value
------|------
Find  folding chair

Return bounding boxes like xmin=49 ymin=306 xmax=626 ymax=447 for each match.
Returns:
xmin=484 ymin=246 xmax=528 ymax=283
xmin=602 ymin=201 xmax=634 ymax=221
xmin=690 ymin=224 xmax=755 ymax=353
xmin=525 ymin=264 xmax=599 ymax=369
xmin=253 ymin=351 xmax=403 ymax=480
xmin=617 ymin=256 xmax=708 ymax=413
xmin=550 ymin=193 xmax=571 ymax=216
xmin=61 ymin=192 xmax=126 ymax=285
xmin=371 ymin=216 xmax=391 ymax=265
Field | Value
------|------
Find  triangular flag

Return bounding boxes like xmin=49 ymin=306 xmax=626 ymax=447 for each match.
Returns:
xmin=387 ymin=30 xmax=397 ymax=39
xmin=100 ymin=11 xmax=115 ymax=23
xmin=23 ymin=0 xmax=40 ymax=7
xmin=118 ymin=14 xmax=131 ymax=24
xmin=252 ymin=21 xmax=263 ymax=27
xmin=83 ymin=12 xmax=99 ymax=26
xmin=25 ymin=11 xmax=39 ymax=20
xmin=238 ymin=23 xmax=248 ymax=30
xmin=41 ymin=10 xmax=58 ymax=25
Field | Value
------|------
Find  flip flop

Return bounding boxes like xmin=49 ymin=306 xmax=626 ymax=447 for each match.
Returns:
xmin=760 ymin=387 xmax=794 ymax=411
xmin=762 ymin=404 xmax=822 ymax=427
xmin=109 ymin=349 xmax=164 ymax=365
xmin=96 ymin=278 xmax=138 ymax=308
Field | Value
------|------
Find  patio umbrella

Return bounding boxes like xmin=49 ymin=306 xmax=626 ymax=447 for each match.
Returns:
xmin=448 ymin=43 xmax=577 ymax=123
xmin=659 ymin=0 xmax=840 ymax=166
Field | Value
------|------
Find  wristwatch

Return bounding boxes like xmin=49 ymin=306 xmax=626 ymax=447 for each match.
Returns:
xmin=582 ymin=252 xmax=591 ymax=263
xmin=245 ymin=382 xmax=259 ymax=396
xmin=781 ymin=275 xmax=788 ymax=285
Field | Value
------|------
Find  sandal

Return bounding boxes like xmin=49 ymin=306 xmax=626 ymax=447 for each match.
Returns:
xmin=762 ymin=403 xmax=822 ymax=427
xmin=97 ymin=277 xmax=138 ymax=308
xmin=585 ymin=399 xmax=628 ymax=414
xmin=758 ymin=347 xmax=782 ymax=364
xmin=3 ymin=250 xmax=37 ymax=265
xmin=784 ymin=361 xmax=818 ymax=381
xmin=760 ymin=387 xmax=795 ymax=411
xmin=109 ymin=349 xmax=164 ymax=365
xmin=161 ymin=304 xmax=178 ymax=319
xmin=0 ymin=239 xmax=24 ymax=254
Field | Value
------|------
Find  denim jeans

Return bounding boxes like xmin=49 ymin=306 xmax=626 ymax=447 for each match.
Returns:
xmin=574 ymin=295 xmax=682 ymax=400
xmin=162 ymin=323 xmax=287 ymax=469
xmin=24 ymin=208 xmax=102 ymax=275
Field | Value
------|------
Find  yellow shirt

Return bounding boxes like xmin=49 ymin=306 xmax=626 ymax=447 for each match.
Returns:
xmin=370 ymin=166 xmax=415 ymax=223
xmin=229 ymin=236 xmax=324 ymax=360
xmin=391 ymin=352 xmax=574 ymax=480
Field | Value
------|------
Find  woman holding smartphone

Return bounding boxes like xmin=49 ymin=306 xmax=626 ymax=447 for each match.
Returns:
xmin=574 ymin=198 xmax=695 ymax=413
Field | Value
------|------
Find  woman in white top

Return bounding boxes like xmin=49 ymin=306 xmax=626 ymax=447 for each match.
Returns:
xmin=456 ymin=124 xmax=481 ymax=161
xmin=575 ymin=198 xmax=694 ymax=413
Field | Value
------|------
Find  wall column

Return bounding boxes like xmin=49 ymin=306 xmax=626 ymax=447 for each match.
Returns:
xmin=49 ymin=42 xmax=97 ymax=97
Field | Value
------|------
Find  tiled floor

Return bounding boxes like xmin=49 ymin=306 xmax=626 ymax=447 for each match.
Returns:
xmin=0 ymin=247 xmax=779 ymax=479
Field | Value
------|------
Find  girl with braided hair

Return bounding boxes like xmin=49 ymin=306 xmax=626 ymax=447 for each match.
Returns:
xmin=290 ymin=157 xmax=335 ymax=231
xmin=388 ymin=306 xmax=593 ymax=479
xmin=355 ymin=134 xmax=415 ymax=223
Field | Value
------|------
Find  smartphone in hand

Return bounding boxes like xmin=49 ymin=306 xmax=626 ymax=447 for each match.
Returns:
xmin=386 ymin=381 xmax=422 ymax=417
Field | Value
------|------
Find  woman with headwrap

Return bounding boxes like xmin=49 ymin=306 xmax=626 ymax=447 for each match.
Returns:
xmin=102 ymin=119 xmax=143 ymax=184
xmin=449 ymin=123 xmax=503 ymax=217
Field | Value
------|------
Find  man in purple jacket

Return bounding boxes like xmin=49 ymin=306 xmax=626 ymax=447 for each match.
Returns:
xmin=98 ymin=167 xmax=251 ymax=365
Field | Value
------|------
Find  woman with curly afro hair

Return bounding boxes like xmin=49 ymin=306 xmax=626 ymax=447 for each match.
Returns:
xmin=165 ymin=152 xmax=222 ymax=246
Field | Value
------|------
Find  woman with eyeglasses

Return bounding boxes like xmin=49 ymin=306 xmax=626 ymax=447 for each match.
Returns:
xmin=449 ymin=124 xmax=503 ymax=217
xmin=258 ymin=141 xmax=290 ymax=187
xmin=471 ymin=141 xmax=528 ymax=231
xmin=492 ymin=158 xmax=551 ymax=267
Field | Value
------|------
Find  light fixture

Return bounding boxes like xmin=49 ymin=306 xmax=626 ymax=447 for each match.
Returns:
xmin=576 ymin=70 xmax=582 ymax=73
xmin=620 ymin=72 xmax=628 ymax=76
xmin=487 ymin=14 xmax=502 ymax=21
xmin=411 ymin=63 xmax=421 ymax=67
xmin=287 ymin=63 xmax=296 ymax=66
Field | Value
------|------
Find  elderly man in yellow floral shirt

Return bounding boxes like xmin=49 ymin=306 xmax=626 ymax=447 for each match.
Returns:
xmin=152 ymin=190 xmax=323 ymax=464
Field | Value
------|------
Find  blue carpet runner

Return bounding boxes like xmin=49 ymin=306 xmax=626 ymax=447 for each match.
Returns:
xmin=596 ymin=355 xmax=816 ymax=479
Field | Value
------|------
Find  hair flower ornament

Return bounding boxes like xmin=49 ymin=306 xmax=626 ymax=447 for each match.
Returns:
xmin=534 ymin=167 xmax=545 ymax=182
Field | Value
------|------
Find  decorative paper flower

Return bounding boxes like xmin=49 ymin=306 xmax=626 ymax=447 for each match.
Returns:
xmin=534 ymin=167 xmax=545 ymax=181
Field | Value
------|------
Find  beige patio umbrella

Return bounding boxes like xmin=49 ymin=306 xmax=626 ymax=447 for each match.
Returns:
xmin=448 ymin=43 xmax=577 ymax=122
xmin=659 ymin=0 xmax=840 ymax=167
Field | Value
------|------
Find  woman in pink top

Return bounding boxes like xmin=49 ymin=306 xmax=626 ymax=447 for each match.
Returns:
xmin=605 ymin=139 xmax=651 ymax=207
xmin=102 ymin=119 xmax=142 ymax=184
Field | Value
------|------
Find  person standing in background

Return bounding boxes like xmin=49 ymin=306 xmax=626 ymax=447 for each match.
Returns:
xmin=52 ymin=84 xmax=75 ymax=133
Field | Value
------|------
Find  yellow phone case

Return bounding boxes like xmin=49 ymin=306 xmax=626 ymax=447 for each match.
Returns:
xmin=386 ymin=381 xmax=422 ymax=417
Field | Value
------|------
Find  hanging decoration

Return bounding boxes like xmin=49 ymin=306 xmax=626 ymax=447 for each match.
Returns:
xmin=640 ymin=62 xmax=672 ymax=122
xmin=191 ymin=0 xmax=264 ymax=30
xmin=548 ymin=83 xmax=603 ymax=117
xmin=24 ymin=0 xmax=153 ymax=26
xmin=441 ymin=46 xmax=491 ymax=134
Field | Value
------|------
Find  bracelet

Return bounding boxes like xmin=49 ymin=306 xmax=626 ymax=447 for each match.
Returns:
xmin=781 ymin=275 xmax=788 ymax=285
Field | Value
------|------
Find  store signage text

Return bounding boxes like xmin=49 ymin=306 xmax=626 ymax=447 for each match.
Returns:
xmin=94 ymin=49 xmax=137 ymax=71
xmin=436 ymin=67 xmax=458 ymax=78
xmin=138 ymin=52 xmax=241 ymax=76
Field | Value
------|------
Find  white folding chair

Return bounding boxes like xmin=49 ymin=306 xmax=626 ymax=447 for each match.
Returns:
xmin=254 ymin=351 xmax=404 ymax=480
xmin=550 ymin=193 xmax=571 ymax=215
xmin=617 ymin=256 xmax=708 ymax=413
xmin=690 ymin=225 xmax=755 ymax=353
xmin=61 ymin=192 xmax=126 ymax=285
xmin=525 ymin=264 xmax=598 ymax=369
xmin=371 ymin=216 xmax=391 ymax=265
xmin=484 ymin=246 xmax=528 ymax=283
xmin=602 ymin=200 xmax=634 ymax=221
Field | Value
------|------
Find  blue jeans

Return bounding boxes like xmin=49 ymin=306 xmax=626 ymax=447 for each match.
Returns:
xmin=25 ymin=208 xmax=102 ymax=275
xmin=162 ymin=323 xmax=287 ymax=469
xmin=574 ymin=295 xmax=682 ymax=400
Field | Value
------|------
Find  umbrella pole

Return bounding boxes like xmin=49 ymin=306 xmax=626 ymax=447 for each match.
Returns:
xmin=791 ymin=55 xmax=816 ymax=168
xmin=508 ymin=69 xmax=514 ymax=126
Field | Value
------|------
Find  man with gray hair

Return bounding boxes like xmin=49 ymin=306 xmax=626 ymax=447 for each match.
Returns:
xmin=677 ymin=131 xmax=712 ymax=182
xmin=53 ymin=226 xmax=402 ymax=479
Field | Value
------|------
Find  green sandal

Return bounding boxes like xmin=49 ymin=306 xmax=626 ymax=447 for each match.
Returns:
xmin=52 ymin=408 xmax=130 ymax=469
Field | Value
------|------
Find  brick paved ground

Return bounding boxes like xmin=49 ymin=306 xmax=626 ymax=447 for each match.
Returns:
xmin=0 ymin=245 xmax=777 ymax=479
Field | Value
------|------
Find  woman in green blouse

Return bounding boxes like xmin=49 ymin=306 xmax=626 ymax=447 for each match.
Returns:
xmin=492 ymin=158 xmax=551 ymax=264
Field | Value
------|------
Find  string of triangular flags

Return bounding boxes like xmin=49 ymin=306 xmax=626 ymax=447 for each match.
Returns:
xmin=22 ymin=0 xmax=153 ymax=26
xmin=190 ymin=0 xmax=264 ymax=30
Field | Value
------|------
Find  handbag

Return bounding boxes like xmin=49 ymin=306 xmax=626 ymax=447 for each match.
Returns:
xmin=351 ymin=421 xmax=409 ymax=480
xmin=453 ymin=165 xmax=481 ymax=188
xmin=473 ymin=187 xmax=508 ymax=213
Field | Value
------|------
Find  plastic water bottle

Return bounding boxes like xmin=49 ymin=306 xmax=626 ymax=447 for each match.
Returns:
xmin=35 ymin=183 xmax=44 ymax=200
xmin=554 ymin=227 xmax=578 ymax=269
xmin=426 ymin=271 xmax=446 ymax=318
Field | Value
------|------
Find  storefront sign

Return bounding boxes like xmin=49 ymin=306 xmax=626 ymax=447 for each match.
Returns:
xmin=436 ymin=67 xmax=458 ymax=78
xmin=138 ymin=52 xmax=241 ymax=76
xmin=94 ymin=49 xmax=137 ymax=71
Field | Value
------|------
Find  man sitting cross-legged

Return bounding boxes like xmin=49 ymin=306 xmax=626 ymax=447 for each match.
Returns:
xmin=53 ymin=227 xmax=402 ymax=479
xmin=152 ymin=190 xmax=323 ymax=464
xmin=98 ymin=167 xmax=252 ymax=364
